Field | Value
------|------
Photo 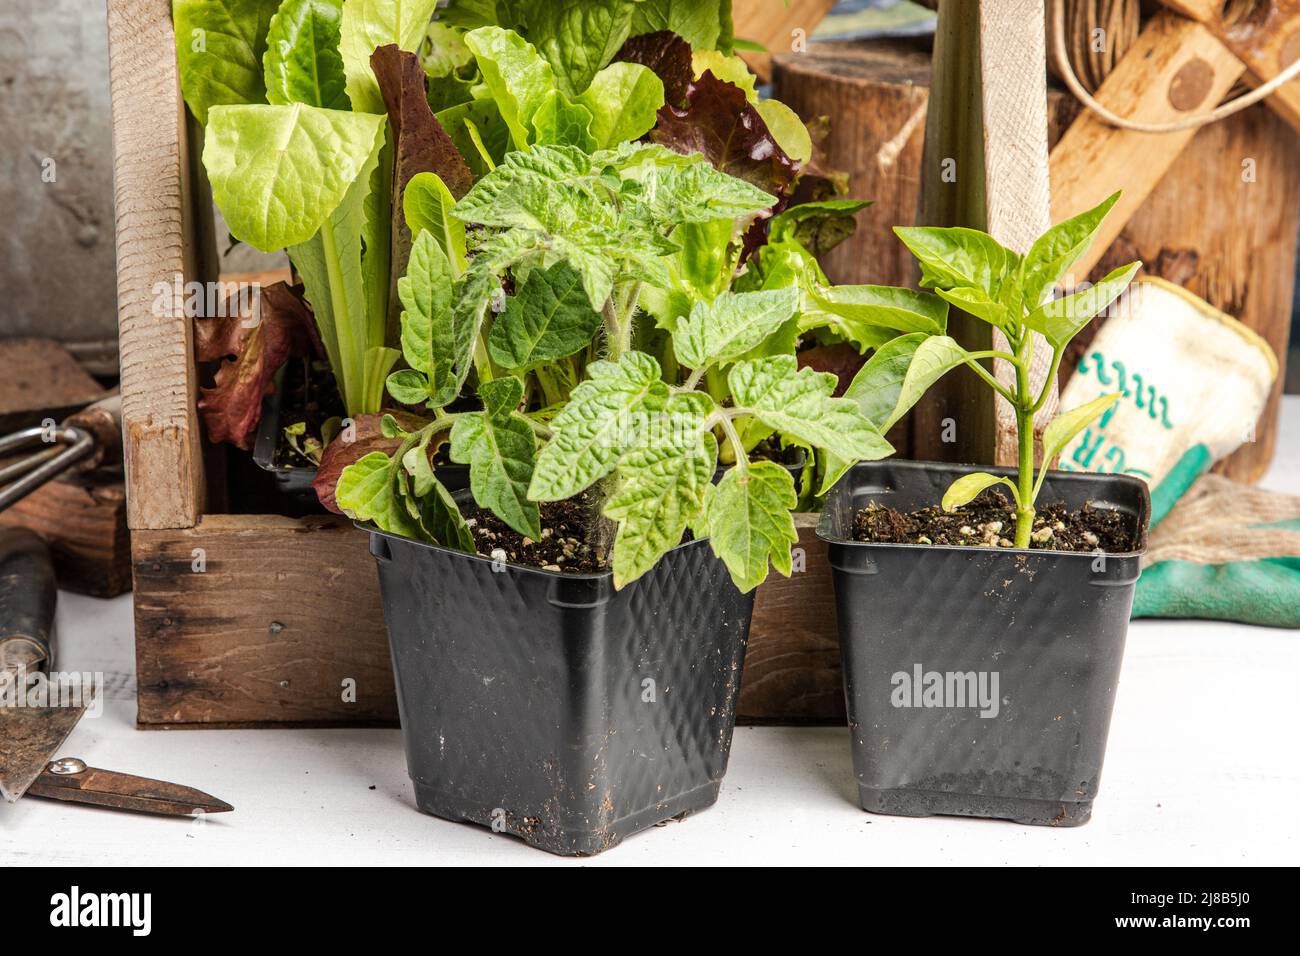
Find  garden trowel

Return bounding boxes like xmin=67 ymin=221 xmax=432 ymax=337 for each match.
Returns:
xmin=0 ymin=527 xmax=231 ymax=815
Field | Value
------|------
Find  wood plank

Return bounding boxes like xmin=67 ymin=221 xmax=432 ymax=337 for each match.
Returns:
xmin=0 ymin=474 xmax=130 ymax=598
xmin=740 ymin=514 xmax=844 ymax=723
xmin=132 ymin=515 xmax=398 ymax=726
xmin=1050 ymin=11 xmax=1245 ymax=279
xmin=977 ymin=0 xmax=1056 ymax=467
xmin=106 ymin=0 xmax=205 ymax=530
xmin=0 ymin=339 xmax=106 ymax=433
xmin=914 ymin=0 xmax=1055 ymax=466
xmin=733 ymin=0 xmax=839 ymax=81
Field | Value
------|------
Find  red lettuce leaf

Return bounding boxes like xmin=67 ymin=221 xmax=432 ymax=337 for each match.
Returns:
xmin=648 ymin=70 xmax=800 ymax=198
xmin=195 ymin=282 xmax=322 ymax=451
xmin=312 ymin=410 xmax=432 ymax=514
xmin=371 ymin=44 xmax=474 ymax=305
xmin=615 ymin=30 xmax=693 ymax=106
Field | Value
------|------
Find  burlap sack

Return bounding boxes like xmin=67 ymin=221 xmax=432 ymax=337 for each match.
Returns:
xmin=1057 ymin=277 xmax=1276 ymax=486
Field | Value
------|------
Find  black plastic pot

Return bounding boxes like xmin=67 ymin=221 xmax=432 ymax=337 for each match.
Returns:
xmin=253 ymin=374 xmax=469 ymax=515
xmin=366 ymin=515 xmax=755 ymax=856
xmin=818 ymin=460 xmax=1150 ymax=826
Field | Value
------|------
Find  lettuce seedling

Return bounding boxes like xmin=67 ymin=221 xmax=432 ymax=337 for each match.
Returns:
xmin=336 ymin=143 xmax=940 ymax=591
xmin=842 ymin=193 xmax=1141 ymax=548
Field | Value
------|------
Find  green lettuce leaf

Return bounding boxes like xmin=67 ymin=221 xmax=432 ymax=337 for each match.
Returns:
xmin=403 ymin=172 xmax=467 ymax=275
xmin=463 ymin=26 xmax=556 ymax=150
xmin=173 ymin=0 xmax=277 ymax=123
xmin=204 ymin=103 xmax=386 ymax=251
xmin=517 ymin=1 xmax=638 ymax=98
xmin=576 ymin=62 xmax=665 ymax=148
xmin=338 ymin=0 xmax=439 ymax=114
xmin=262 ymin=0 xmax=349 ymax=110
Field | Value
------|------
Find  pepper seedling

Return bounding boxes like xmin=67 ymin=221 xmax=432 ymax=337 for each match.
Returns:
xmin=841 ymin=192 xmax=1141 ymax=548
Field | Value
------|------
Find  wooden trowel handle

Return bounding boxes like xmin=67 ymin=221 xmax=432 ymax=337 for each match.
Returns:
xmin=0 ymin=527 xmax=57 ymax=679
xmin=65 ymin=391 xmax=122 ymax=472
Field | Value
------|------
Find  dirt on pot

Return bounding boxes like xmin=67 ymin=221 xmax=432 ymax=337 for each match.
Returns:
xmin=465 ymin=492 xmax=612 ymax=573
xmin=852 ymin=490 xmax=1137 ymax=553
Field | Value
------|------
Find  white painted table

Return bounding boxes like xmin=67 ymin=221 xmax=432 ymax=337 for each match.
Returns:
xmin=4 ymin=401 xmax=1298 ymax=866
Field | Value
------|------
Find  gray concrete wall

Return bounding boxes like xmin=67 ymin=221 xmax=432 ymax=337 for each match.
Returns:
xmin=1 ymin=0 xmax=118 ymax=372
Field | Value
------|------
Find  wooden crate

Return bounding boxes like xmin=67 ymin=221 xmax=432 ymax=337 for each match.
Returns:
xmin=106 ymin=0 xmax=845 ymax=727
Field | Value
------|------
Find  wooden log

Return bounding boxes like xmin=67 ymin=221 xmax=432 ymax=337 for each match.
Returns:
xmin=132 ymin=515 xmax=398 ymax=727
xmin=772 ymin=39 xmax=933 ymax=290
xmin=738 ymin=515 xmax=844 ymax=723
xmin=1073 ymin=101 xmax=1300 ymax=482
xmin=733 ymin=0 xmax=839 ymax=81
xmin=0 ymin=474 xmax=130 ymax=598
xmin=106 ymin=0 xmax=206 ymax=531
xmin=914 ymin=0 xmax=1056 ymax=467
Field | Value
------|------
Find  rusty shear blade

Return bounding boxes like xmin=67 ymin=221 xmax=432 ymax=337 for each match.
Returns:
xmin=25 ymin=760 xmax=233 ymax=816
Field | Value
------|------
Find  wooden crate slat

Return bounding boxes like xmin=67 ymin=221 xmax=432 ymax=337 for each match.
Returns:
xmin=106 ymin=0 xmax=205 ymax=530
xmin=739 ymin=515 xmax=844 ymax=723
xmin=133 ymin=516 xmax=398 ymax=727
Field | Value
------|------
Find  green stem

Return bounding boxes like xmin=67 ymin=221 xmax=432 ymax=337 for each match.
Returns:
xmin=1014 ymin=360 xmax=1036 ymax=549
xmin=715 ymin=414 xmax=748 ymax=478
xmin=319 ymin=219 xmax=362 ymax=416
xmin=602 ymin=297 xmax=622 ymax=359
xmin=1028 ymin=345 xmax=1065 ymax=415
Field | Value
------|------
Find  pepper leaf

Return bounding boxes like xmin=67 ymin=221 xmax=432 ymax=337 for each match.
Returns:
xmin=1020 ymin=191 xmax=1122 ymax=308
xmin=705 ymin=461 xmax=799 ymax=594
xmin=942 ymin=472 xmax=1021 ymax=513
xmin=879 ymin=334 xmax=973 ymax=433
xmin=1025 ymin=261 xmax=1141 ymax=349
xmin=821 ymin=332 xmax=927 ymax=492
xmin=1042 ymin=393 xmax=1123 ymax=466
xmin=892 ymin=225 xmax=1017 ymax=297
